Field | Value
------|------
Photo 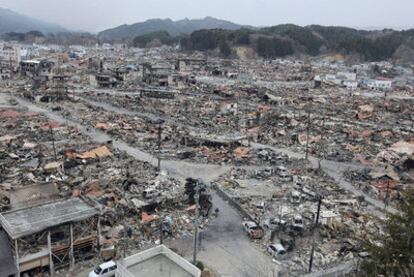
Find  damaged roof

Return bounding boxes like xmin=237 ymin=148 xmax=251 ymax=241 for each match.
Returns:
xmin=0 ymin=198 xmax=99 ymax=239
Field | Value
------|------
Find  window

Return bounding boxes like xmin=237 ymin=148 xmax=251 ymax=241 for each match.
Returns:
xmin=102 ymin=268 xmax=108 ymax=274
xmin=93 ymin=266 xmax=102 ymax=274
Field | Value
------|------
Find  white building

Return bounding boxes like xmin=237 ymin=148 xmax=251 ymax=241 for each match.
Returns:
xmin=344 ymin=80 xmax=358 ymax=90
xmin=337 ymin=72 xmax=356 ymax=81
xmin=0 ymin=43 xmax=21 ymax=64
xmin=367 ymin=79 xmax=392 ymax=91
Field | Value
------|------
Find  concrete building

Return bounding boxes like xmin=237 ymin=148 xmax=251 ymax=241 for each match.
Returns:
xmin=0 ymin=43 xmax=21 ymax=65
xmin=116 ymin=245 xmax=201 ymax=277
xmin=0 ymin=197 xmax=100 ymax=276
xmin=20 ymin=60 xmax=41 ymax=77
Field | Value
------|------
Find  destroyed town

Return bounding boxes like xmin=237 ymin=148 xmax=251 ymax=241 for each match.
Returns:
xmin=0 ymin=1 xmax=414 ymax=277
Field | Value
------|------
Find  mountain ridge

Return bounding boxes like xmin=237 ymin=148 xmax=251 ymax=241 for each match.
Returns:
xmin=98 ymin=16 xmax=253 ymax=40
xmin=0 ymin=7 xmax=67 ymax=34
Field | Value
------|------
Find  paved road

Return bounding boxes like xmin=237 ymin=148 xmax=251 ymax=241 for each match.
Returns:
xmin=167 ymin=191 xmax=279 ymax=277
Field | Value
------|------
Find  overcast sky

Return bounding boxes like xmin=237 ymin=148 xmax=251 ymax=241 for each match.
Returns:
xmin=0 ymin=0 xmax=413 ymax=32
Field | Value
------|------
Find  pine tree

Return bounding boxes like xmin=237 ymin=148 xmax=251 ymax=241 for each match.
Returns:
xmin=360 ymin=189 xmax=414 ymax=276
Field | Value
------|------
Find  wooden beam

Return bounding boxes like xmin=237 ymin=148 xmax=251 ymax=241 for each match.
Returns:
xmin=69 ymin=223 xmax=75 ymax=270
xmin=47 ymin=231 xmax=55 ymax=277
xmin=14 ymin=239 xmax=20 ymax=277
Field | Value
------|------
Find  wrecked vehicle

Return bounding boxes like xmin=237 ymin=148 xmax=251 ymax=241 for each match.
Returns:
xmin=263 ymin=218 xmax=287 ymax=231
xmin=242 ymin=221 xmax=264 ymax=239
xmin=267 ymin=244 xmax=287 ymax=259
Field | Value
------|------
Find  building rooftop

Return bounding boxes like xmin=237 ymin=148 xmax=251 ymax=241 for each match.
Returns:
xmin=21 ymin=60 xmax=40 ymax=64
xmin=118 ymin=245 xmax=201 ymax=277
xmin=0 ymin=198 xmax=99 ymax=239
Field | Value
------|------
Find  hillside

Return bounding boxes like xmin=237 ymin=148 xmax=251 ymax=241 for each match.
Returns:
xmin=0 ymin=7 xmax=67 ymax=34
xmin=176 ymin=25 xmax=414 ymax=62
xmin=98 ymin=17 xmax=251 ymax=40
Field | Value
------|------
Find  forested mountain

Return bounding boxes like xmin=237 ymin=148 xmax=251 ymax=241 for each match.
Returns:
xmin=134 ymin=24 xmax=414 ymax=61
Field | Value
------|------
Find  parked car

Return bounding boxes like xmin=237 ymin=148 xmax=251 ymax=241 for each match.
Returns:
xmin=242 ymin=221 xmax=264 ymax=239
xmin=267 ymin=244 xmax=287 ymax=259
xmin=89 ymin=260 xmax=117 ymax=277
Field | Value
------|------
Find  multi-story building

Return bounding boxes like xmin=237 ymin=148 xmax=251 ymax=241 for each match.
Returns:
xmin=0 ymin=43 xmax=21 ymax=65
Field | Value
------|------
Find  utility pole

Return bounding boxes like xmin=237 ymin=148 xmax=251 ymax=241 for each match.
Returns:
xmin=193 ymin=182 xmax=201 ymax=265
xmin=309 ymin=196 xmax=322 ymax=273
xmin=305 ymin=109 xmax=311 ymax=161
xmin=318 ymin=114 xmax=326 ymax=170
xmin=50 ymin=126 xmax=57 ymax=162
xmin=157 ymin=120 xmax=163 ymax=172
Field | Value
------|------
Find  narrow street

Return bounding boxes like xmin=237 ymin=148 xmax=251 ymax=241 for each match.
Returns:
xmin=167 ymin=191 xmax=279 ymax=277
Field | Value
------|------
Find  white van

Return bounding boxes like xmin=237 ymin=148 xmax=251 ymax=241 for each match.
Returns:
xmin=89 ymin=260 xmax=117 ymax=277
